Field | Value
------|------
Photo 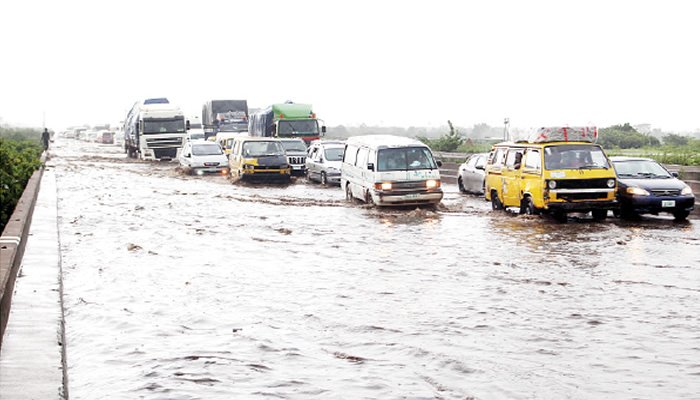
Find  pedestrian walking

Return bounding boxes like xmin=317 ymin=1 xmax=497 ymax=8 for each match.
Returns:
xmin=41 ymin=128 xmax=50 ymax=151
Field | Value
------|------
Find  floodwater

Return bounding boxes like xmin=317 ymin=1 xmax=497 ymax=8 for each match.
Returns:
xmin=49 ymin=139 xmax=700 ymax=400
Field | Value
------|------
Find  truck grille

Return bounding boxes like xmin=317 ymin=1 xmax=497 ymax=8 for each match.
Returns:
xmin=153 ymin=148 xmax=177 ymax=159
xmin=287 ymin=156 xmax=305 ymax=165
xmin=145 ymin=137 xmax=183 ymax=148
xmin=556 ymin=192 xmax=609 ymax=201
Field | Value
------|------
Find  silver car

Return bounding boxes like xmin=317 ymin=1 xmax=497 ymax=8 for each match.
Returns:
xmin=457 ymin=152 xmax=488 ymax=194
xmin=306 ymin=140 xmax=345 ymax=185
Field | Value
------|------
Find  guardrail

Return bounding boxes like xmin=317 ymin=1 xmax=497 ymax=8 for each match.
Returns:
xmin=0 ymin=158 xmax=44 ymax=349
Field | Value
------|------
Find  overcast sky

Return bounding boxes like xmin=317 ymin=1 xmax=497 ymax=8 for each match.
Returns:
xmin=1 ymin=0 xmax=698 ymax=132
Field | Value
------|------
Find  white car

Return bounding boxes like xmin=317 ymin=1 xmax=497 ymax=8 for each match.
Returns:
xmin=306 ymin=140 xmax=345 ymax=185
xmin=178 ymin=141 xmax=229 ymax=175
xmin=457 ymin=152 xmax=488 ymax=194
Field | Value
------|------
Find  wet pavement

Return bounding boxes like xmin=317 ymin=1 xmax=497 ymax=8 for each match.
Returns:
xmin=45 ymin=139 xmax=700 ymax=399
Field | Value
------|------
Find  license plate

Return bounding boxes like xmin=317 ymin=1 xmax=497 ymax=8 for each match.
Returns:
xmin=662 ymin=200 xmax=675 ymax=208
xmin=405 ymin=193 xmax=419 ymax=199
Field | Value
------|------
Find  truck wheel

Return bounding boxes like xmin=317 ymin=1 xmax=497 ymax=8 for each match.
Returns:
xmin=491 ymin=191 xmax=503 ymax=210
xmin=321 ymin=172 xmax=327 ymax=186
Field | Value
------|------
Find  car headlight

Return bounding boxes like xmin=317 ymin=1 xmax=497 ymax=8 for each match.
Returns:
xmin=626 ymin=187 xmax=650 ymax=196
xmin=548 ymin=180 xmax=557 ymax=189
xmin=374 ymin=182 xmax=392 ymax=190
xmin=426 ymin=179 xmax=440 ymax=189
xmin=607 ymin=179 xmax=616 ymax=188
xmin=681 ymin=185 xmax=693 ymax=195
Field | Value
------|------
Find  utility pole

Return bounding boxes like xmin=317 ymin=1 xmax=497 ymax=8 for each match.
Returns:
xmin=503 ymin=117 xmax=510 ymax=141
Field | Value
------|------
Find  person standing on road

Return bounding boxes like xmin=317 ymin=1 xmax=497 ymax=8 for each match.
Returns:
xmin=41 ymin=128 xmax=50 ymax=151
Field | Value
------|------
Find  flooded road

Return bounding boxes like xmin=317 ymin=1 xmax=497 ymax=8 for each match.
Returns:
xmin=49 ymin=139 xmax=700 ymax=399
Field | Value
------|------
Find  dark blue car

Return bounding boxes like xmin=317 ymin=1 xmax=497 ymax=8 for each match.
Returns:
xmin=610 ymin=156 xmax=695 ymax=221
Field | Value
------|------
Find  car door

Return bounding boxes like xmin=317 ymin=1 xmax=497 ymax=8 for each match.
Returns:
xmin=179 ymin=143 xmax=191 ymax=167
xmin=462 ymin=155 xmax=477 ymax=192
xmin=307 ymin=146 xmax=319 ymax=180
xmin=471 ymin=155 xmax=487 ymax=193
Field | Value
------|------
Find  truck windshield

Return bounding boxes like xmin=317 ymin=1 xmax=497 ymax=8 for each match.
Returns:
xmin=242 ymin=141 xmax=284 ymax=157
xmin=377 ymin=147 xmax=437 ymax=171
xmin=143 ymin=117 xmax=185 ymax=134
xmin=278 ymin=120 xmax=319 ymax=136
xmin=544 ymin=145 xmax=610 ymax=170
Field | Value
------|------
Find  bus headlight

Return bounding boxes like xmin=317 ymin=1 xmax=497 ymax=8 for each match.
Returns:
xmin=548 ymin=180 xmax=557 ymax=189
xmin=375 ymin=182 xmax=392 ymax=190
xmin=607 ymin=179 xmax=616 ymax=188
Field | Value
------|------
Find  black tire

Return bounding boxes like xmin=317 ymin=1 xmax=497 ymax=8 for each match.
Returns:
xmin=520 ymin=196 xmax=537 ymax=215
xmin=491 ymin=191 xmax=504 ymax=210
xmin=321 ymin=172 xmax=327 ymax=186
xmin=365 ymin=189 xmax=375 ymax=205
xmin=619 ymin=206 xmax=638 ymax=220
xmin=552 ymin=211 xmax=568 ymax=223
xmin=345 ymin=183 xmax=354 ymax=202
xmin=673 ymin=210 xmax=690 ymax=221
xmin=591 ymin=209 xmax=608 ymax=221
xmin=458 ymin=177 xmax=466 ymax=193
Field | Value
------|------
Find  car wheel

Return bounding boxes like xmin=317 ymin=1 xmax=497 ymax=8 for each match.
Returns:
xmin=321 ymin=172 xmax=327 ymax=186
xmin=491 ymin=191 xmax=504 ymax=210
xmin=673 ymin=210 xmax=690 ymax=221
xmin=619 ymin=206 xmax=638 ymax=220
xmin=591 ymin=209 xmax=608 ymax=221
xmin=458 ymin=177 xmax=466 ymax=193
xmin=520 ymin=196 xmax=537 ymax=215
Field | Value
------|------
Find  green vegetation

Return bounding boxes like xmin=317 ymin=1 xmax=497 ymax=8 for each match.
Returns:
xmin=599 ymin=123 xmax=700 ymax=166
xmin=417 ymin=120 xmax=464 ymax=151
xmin=1 ymin=125 xmax=43 ymax=232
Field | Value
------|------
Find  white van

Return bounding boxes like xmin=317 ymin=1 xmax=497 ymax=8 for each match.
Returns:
xmin=341 ymin=135 xmax=444 ymax=206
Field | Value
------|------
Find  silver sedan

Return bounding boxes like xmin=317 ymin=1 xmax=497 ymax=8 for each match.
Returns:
xmin=457 ymin=153 xmax=488 ymax=194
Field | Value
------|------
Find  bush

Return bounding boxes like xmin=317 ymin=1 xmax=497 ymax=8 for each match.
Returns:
xmin=0 ymin=135 xmax=43 ymax=232
xmin=417 ymin=120 xmax=464 ymax=151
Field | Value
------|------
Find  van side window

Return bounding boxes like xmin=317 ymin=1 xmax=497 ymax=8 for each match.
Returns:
xmin=344 ymin=145 xmax=358 ymax=165
xmin=523 ymin=149 xmax=541 ymax=171
xmin=490 ymin=148 xmax=506 ymax=166
xmin=356 ymin=147 xmax=369 ymax=168
xmin=505 ymin=149 xmax=524 ymax=168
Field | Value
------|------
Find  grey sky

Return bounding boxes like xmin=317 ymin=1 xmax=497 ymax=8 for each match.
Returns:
xmin=1 ymin=0 xmax=698 ymax=132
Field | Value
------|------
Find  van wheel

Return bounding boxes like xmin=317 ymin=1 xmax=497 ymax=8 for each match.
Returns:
xmin=345 ymin=184 xmax=354 ymax=202
xmin=520 ymin=197 xmax=537 ymax=215
xmin=591 ymin=209 xmax=608 ymax=221
xmin=321 ymin=172 xmax=328 ymax=186
xmin=365 ymin=189 xmax=375 ymax=205
xmin=458 ymin=177 xmax=466 ymax=193
xmin=552 ymin=211 xmax=568 ymax=223
xmin=491 ymin=191 xmax=503 ymax=210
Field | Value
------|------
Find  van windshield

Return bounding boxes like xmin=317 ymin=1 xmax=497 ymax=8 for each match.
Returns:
xmin=544 ymin=145 xmax=610 ymax=170
xmin=242 ymin=141 xmax=284 ymax=157
xmin=377 ymin=147 xmax=437 ymax=171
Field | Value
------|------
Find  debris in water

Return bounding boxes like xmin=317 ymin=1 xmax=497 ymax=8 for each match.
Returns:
xmin=276 ymin=228 xmax=292 ymax=235
xmin=127 ymin=243 xmax=142 ymax=251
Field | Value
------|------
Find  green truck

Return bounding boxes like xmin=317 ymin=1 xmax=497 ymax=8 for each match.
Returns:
xmin=248 ymin=102 xmax=326 ymax=145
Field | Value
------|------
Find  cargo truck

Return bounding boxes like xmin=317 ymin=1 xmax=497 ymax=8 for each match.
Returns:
xmin=123 ymin=98 xmax=187 ymax=160
xmin=248 ymin=102 xmax=326 ymax=145
xmin=202 ymin=100 xmax=249 ymax=140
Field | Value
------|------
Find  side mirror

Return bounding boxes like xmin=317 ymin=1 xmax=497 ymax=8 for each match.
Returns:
xmin=184 ymin=153 xmax=191 ymax=158
xmin=436 ymin=160 xmax=443 ymax=167
xmin=186 ymin=120 xmax=191 ymax=130
xmin=672 ymin=171 xmax=679 ymax=178
xmin=367 ymin=163 xmax=375 ymax=171
xmin=321 ymin=126 xmax=327 ymax=134
xmin=476 ymin=165 xmax=485 ymax=171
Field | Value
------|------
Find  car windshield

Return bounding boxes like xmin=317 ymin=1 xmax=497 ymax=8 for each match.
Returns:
xmin=544 ymin=144 xmax=610 ymax=170
xmin=242 ymin=141 xmax=284 ymax=157
xmin=280 ymin=140 xmax=307 ymax=152
xmin=192 ymin=143 xmax=223 ymax=156
xmin=613 ymin=160 xmax=672 ymax=178
xmin=278 ymin=120 xmax=319 ymax=135
xmin=143 ymin=117 xmax=186 ymax=134
xmin=324 ymin=147 xmax=344 ymax=161
xmin=377 ymin=147 xmax=437 ymax=171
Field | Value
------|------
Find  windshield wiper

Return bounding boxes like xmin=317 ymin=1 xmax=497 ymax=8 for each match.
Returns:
xmin=578 ymin=164 xmax=604 ymax=169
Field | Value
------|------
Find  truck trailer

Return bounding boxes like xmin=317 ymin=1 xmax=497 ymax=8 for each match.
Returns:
xmin=248 ymin=102 xmax=325 ymax=145
xmin=202 ymin=100 xmax=249 ymax=140
xmin=123 ymin=98 xmax=187 ymax=160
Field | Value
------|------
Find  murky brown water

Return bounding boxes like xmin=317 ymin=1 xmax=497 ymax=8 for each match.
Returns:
xmin=50 ymin=139 xmax=700 ymax=399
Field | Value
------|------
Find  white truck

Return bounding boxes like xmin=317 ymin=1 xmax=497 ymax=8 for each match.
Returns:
xmin=123 ymin=98 xmax=187 ymax=160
